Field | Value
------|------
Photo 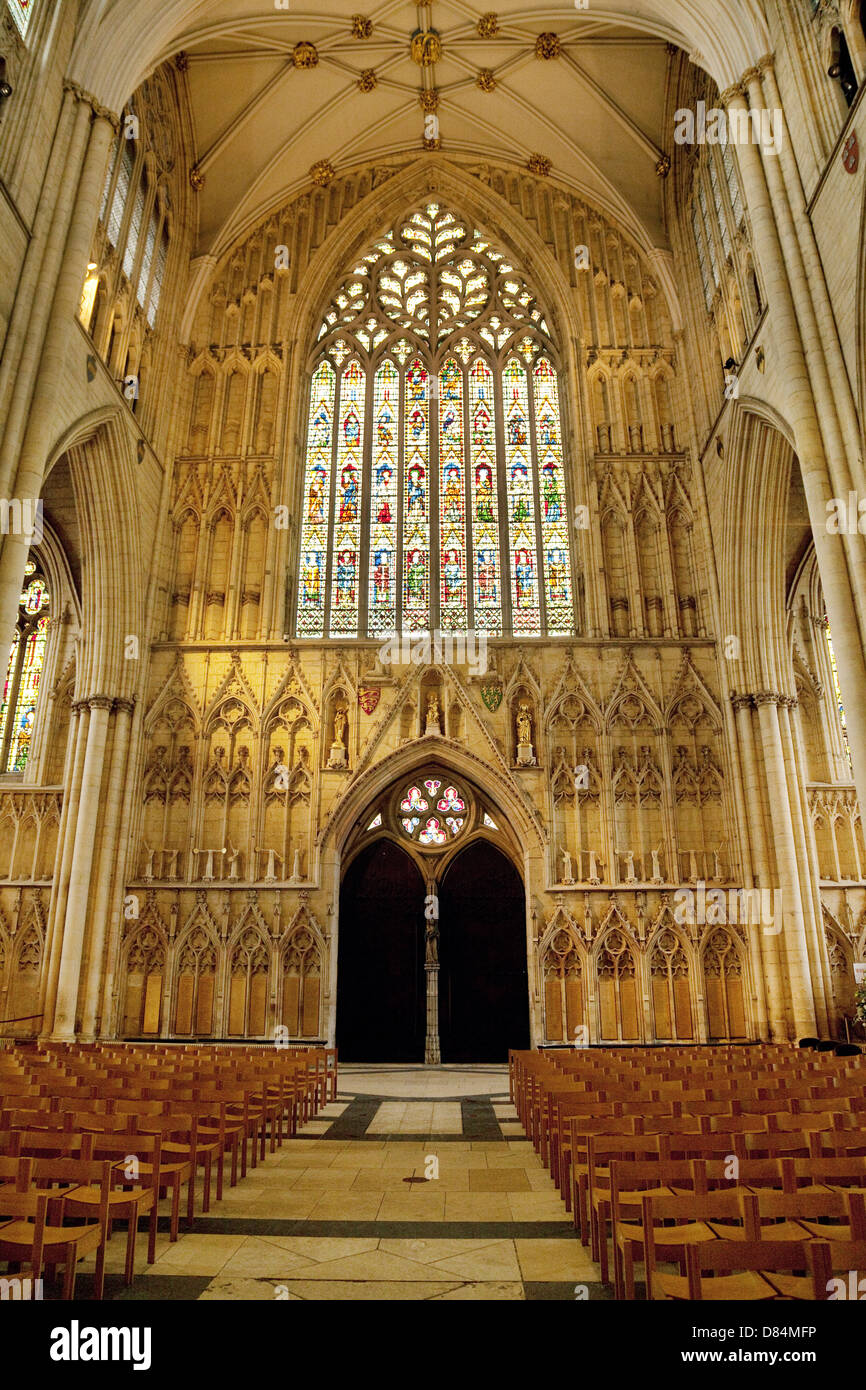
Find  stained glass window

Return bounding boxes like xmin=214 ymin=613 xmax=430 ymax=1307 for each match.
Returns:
xmin=0 ymin=561 xmax=49 ymax=775
xmin=330 ymin=360 xmax=366 ymax=635
xmin=297 ymin=202 xmax=575 ymax=639
xmin=8 ymin=0 xmax=32 ymax=38
xmin=504 ymin=357 xmax=540 ymax=633
xmin=825 ymin=622 xmax=853 ymax=771
xmin=469 ymin=357 xmax=502 ymax=634
xmin=403 ymin=359 xmax=430 ymax=631
xmin=398 ymin=777 xmax=466 ymax=845
xmin=534 ymin=358 xmax=573 ymax=634
xmin=122 ymin=177 xmax=146 ymax=281
xmin=297 ymin=362 xmax=336 ymax=637
xmin=369 ymin=360 xmax=399 ymax=633
xmin=439 ymin=357 xmax=466 ymax=631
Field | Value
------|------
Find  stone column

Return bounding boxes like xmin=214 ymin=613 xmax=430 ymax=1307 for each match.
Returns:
xmin=723 ymin=82 xmax=866 ymax=820
xmin=755 ymin=693 xmax=818 ymax=1038
xmin=731 ymin=696 xmax=773 ymax=1039
xmin=51 ymin=695 xmax=113 ymax=1040
xmin=79 ymin=698 xmax=135 ymax=1038
xmin=0 ymin=94 xmax=117 ymax=647
xmin=424 ymin=880 xmax=440 ymax=1064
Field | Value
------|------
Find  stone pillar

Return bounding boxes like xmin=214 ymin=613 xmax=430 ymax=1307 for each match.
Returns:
xmin=755 ymin=694 xmax=818 ymax=1038
xmin=723 ymin=81 xmax=866 ymax=820
xmin=425 ymin=963 xmax=441 ymax=1065
xmin=731 ymin=696 xmax=774 ymax=1039
xmin=79 ymin=698 xmax=135 ymax=1038
xmin=51 ymin=696 xmax=113 ymax=1040
xmin=0 ymin=94 xmax=117 ymax=646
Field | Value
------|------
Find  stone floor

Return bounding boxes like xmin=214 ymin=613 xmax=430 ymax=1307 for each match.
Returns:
xmin=75 ymin=1066 xmax=606 ymax=1301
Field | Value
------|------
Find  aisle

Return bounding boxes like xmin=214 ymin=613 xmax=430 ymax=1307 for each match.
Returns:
xmin=89 ymin=1066 xmax=604 ymax=1301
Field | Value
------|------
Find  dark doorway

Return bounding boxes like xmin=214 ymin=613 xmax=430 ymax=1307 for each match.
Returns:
xmin=438 ymin=841 xmax=529 ymax=1063
xmin=337 ymin=839 xmax=425 ymax=1062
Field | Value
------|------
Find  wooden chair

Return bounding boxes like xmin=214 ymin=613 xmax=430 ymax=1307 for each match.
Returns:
xmin=633 ymin=1190 xmax=760 ymax=1302
xmin=652 ymin=1238 xmax=815 ymax=1301
xmin=0 ymin=1187 xmax=104 ymax=1299
xmin=33 ymin=1153 xmax=157 ymax=1287
xmin=807 ymin=1238 xmax=866 ymax=1300
xmin=87 ymin=1131 xmax=189 ymax=1244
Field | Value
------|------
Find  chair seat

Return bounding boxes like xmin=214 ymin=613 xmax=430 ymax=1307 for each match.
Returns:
xmin=708 ymin=1220 xmax=807 ymax=1242
xmin=654 ymin=1268 xmax=781 ymax=1300
xmin=135 ymin=1161 xmax=191 ymax=1180
xmin=798 ymin=1219 xmax=853 ymax=1239
xmin=0 ymin=1220 xmax=102 ymax=1255
xmin=762 ymin=1272 xmax=817 ymax=1300
xmin=64 ymin=1185 xmax=155 ymax=1211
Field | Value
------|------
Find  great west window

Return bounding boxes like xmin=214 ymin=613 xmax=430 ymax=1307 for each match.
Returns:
xmin=296 ymin=203 xmax=574 ymax=640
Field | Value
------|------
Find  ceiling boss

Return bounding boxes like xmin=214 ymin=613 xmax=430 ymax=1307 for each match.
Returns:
xmin=411 ymin=27 xmax=443 ymax=67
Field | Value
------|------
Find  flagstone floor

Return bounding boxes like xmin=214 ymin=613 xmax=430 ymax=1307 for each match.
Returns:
xmin=78 ymin=1066 xmax=605 ymax=1301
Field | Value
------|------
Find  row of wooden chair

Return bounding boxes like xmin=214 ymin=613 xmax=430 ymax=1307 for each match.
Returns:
xmin=507 ymin=1046 xmax=866 ymax=1299
xmin=0 ymin=1042 xmax=338 ymax=1298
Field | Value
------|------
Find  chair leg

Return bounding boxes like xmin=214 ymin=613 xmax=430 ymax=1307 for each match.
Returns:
xmin=124 ymin=1212 xmax=136 ymax=1285
xmin=94 ymin=1234 xmax=106 ymax=1300
xmin=170 ymin=1179 xmax=181 ymax=1242
xmin=147 ymin=1200 xmax=158 ymax=1265
xmin=63 ymin=1247 xmax=77 ymax=1301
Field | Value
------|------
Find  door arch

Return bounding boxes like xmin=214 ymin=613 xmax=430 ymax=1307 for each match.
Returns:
xmin=336 ymin=838 xmax=426 ymax=1062
xmin=438 ymin=840 xmax=529 ymax=1063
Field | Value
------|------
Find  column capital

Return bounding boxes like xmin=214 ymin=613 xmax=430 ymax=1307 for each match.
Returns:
xmin=62 ymin=80 xmax=121 ymax=132
xmin=731 ymin=694 xmax=754 ymax=712
xmin=753 ymin=691 xmax=785 ymax=707
xmin=720 ymin=82 xmax=747 ymax=107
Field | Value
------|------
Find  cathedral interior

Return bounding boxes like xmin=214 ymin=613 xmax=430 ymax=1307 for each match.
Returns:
xmin=1 ymin=0 xmax=866 ymax=1063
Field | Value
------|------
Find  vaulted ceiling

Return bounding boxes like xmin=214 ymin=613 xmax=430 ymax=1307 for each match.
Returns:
xmin=69 ymin=1 xmax=773 ymax=260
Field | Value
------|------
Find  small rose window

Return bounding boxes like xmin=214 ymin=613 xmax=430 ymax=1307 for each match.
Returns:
xmin=398 ymin=778 xmax=467 ymax=845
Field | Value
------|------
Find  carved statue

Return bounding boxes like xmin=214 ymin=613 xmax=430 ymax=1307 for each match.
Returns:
xmin=226 ymin=843 xmax=241 ymax=880
xmin=425 ymin=692 xmax=440 ymax=732
xmin=516 ymin=701 xmax=533 ymax=746
xmin=259 ymin=847 xmax=284 ymax=882
xmin=291 ymin=847 xmax=302 ymax=882
xmin=142 ymin=842 xmax=156 ymax=880
xmin=425 ymin=919 xmax=439 ymax=965
xmin=333 ymin=707 xmax=347 ymax=746
xmin=164 ymin=848 xmax=179 ymax=879
xmin=650 ymin=845 xmax=664 ymax=884
xmin=559 ymin=845 xmax=574 ymax=883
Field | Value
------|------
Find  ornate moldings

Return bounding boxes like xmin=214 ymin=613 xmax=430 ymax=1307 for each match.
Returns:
xmin=293 ymin=42 xmax=319 ymax=69
xmin=535 ymin=33 xmax=561 ymax=61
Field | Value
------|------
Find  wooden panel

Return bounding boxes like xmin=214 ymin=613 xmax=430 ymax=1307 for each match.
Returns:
xmin=705 ymin=977 xmax=724 ymax=1038
xmin=727 ymin=977 xmax=746 ymax=1038
xmin=620 ymin=977 xmax=639 ymax=1039
xmin=673 ymin=976 xmax=693 ymax=1040
xmin=598 ymin=977 xmax=617 ymax=1039
xmin=301 ymin=973 xmax=320 ymax=1037
xmin=249 ymin=973 xmax=267 ymax=1036
xmin=228 ymin=975 xmax=246 ymax=1035
xmin=652 ymin=976 xmax=671 ymax=1039
xmin=142 ymin=975 xmax=162 ymax=1035
xmin=175 ymin=975 xmax=194 ymax=1034
xmin=196 ymin=974 xmax=215 ymax=1034
xmin=283 ymin=975 xmax=300 ymax=1035
xmin=564 ymin=978 xmax=583 ymax=1039
xmin=124 ymin=975 xmax=143 ymax=1035
xmin=544 ymin=979 xmax=563 ymax=1041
